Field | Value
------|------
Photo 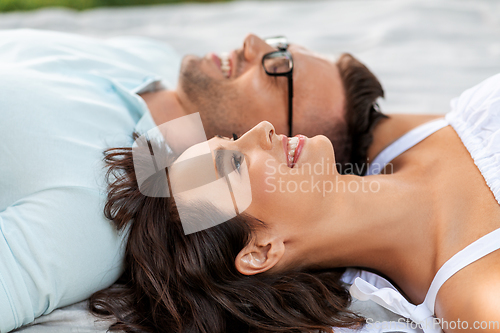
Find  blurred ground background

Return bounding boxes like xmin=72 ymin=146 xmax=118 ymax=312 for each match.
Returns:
xmin=0 ymin=0 xmax=231 ymax=12
xmin=1 ymin=0 xmax=500 ymax=114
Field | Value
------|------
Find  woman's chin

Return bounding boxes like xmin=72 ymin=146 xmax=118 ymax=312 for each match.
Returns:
xmin=310 ymin=134 xmax=336 ymax=164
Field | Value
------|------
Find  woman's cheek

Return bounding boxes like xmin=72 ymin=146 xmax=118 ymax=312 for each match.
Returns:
xmin=247 ymin=161 xmax=284 ymax=207
xmin=250 ymin=165 xmax=275 ymax=197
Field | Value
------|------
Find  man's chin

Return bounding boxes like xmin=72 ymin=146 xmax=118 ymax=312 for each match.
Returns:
xmin=179 ymin=54 xmax=221 ymax=84
xmin=178 ymin=55 xmax=205 ymax=92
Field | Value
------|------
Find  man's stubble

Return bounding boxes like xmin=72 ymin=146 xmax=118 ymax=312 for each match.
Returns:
xmin=178 ymin=58 xmax=249 ymax=139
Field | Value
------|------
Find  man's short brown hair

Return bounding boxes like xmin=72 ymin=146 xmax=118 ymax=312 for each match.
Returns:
xmin=336 ymin=53 xmax=386 ymax=175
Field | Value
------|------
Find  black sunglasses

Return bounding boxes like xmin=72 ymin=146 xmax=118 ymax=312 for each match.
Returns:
xmin=262 ymin=36 xmax=294 ymax=137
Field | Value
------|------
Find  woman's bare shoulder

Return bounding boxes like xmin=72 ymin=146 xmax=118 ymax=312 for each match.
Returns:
xmin=367 ymin=114 xmax=445 ymax=162
xmin=442 ymin=287 xmax=500 ymax=332
xmin=437 ymin=265 xmax=500 ymax=333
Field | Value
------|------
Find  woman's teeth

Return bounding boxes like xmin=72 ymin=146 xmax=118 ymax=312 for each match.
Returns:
xmin=287 ymin=137 xmax=299 ymax=165
xmin=220 ymin=52 xmax=230 ymax=78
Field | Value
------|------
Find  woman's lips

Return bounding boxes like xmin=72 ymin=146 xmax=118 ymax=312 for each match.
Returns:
xmin=281 ymin=134 xmax=306 ymax=168
xmin=291 ymin=135 xmax=306 ymax=168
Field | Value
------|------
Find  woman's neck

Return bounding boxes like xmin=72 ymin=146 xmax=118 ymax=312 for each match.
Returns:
xmin=292 ymin=172 xmax=440 ymax=298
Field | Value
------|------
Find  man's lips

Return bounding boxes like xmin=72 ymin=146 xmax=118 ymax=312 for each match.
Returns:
xmin=208 ymin=52 xmax=233 ymax=78
xmin=228 ymin=50 xmax=237 ymax=78
xmin=210 ymin=53 xmax=221 ymax=70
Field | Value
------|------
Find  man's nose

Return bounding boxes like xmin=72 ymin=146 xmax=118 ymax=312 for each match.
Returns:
xmin=243 ymin=34 xmax=274 ymax=64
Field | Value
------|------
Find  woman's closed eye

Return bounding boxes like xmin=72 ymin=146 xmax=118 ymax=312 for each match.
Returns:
xmin=232 ymin=152 xmax=243 ymax=174
xmin=216 ymin=134 xmax=239 ymax=141
xmin=214 ymin=148 xmax=245 ymax=178
xmin=214 ymin=134 xmax=245 ymax=176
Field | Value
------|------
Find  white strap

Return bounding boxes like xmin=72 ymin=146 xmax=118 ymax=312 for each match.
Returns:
xmin=367 ymin=118 xmax=448 ymax=176
xmin=349 ymin=227 xmax=500 ymax=333
xmin=423 ymin=227 xmax=500 ymax=313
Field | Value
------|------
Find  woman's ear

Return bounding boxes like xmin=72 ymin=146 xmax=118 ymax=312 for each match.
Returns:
xmin=235 ymin=234 xmax=285 ymax=275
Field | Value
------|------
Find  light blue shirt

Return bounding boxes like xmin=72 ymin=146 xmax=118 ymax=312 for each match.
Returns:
xmin=0 ymin=29 xmax=181 ymax=332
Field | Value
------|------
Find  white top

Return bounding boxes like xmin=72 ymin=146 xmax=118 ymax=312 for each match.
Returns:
xmin=366 ymin=118 xmax=449 ymax=176
xmin=350 ymin=73 xmax=500 ymax=333
xmin=445 ymin=73 xmax=500 ymax=206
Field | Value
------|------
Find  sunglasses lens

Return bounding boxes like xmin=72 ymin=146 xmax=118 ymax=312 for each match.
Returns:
xmin=263 ymin=52 xmax=292 ymax=74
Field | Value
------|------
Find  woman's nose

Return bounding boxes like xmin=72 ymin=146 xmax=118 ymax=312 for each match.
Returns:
xmin=241 ymin=121 xmax=275 ymax=150
xmin=243 ymin=34 xmax=274 ymax=64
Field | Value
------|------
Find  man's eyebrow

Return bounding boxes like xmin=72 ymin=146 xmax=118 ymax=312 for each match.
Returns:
xmin=214 ymin=146 xmax=227 ymax=178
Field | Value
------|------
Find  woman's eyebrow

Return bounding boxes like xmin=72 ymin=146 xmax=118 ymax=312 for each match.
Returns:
xmin=214 ymin=146 xmax=228 ymax=178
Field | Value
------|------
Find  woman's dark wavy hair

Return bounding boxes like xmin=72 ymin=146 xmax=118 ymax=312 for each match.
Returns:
xmin=336 ymin=53 xmax=387 ymax=175
xmin=89 ymin=134 xmax=365 ymax=333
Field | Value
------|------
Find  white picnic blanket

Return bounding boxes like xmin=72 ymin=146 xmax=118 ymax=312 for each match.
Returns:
xmin=2 ymin=0 xmax=500 ymax=115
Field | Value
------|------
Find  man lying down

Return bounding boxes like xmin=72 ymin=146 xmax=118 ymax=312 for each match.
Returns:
xmin=0 ymin=29 xmax=434 ymax=332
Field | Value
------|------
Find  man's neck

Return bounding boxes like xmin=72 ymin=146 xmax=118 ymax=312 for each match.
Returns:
xmin=140 ymin=89 xmax=187 ymax=126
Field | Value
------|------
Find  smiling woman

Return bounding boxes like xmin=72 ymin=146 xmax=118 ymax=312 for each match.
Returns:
xmin=89 ymin=127 xmax=366 ymax=333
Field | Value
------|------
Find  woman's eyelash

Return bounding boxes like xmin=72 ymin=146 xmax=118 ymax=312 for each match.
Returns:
xmin=232 ymin=153 xmax=242 ymax=173
xmin=232 ymin=133 xmax=239 ymax=141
